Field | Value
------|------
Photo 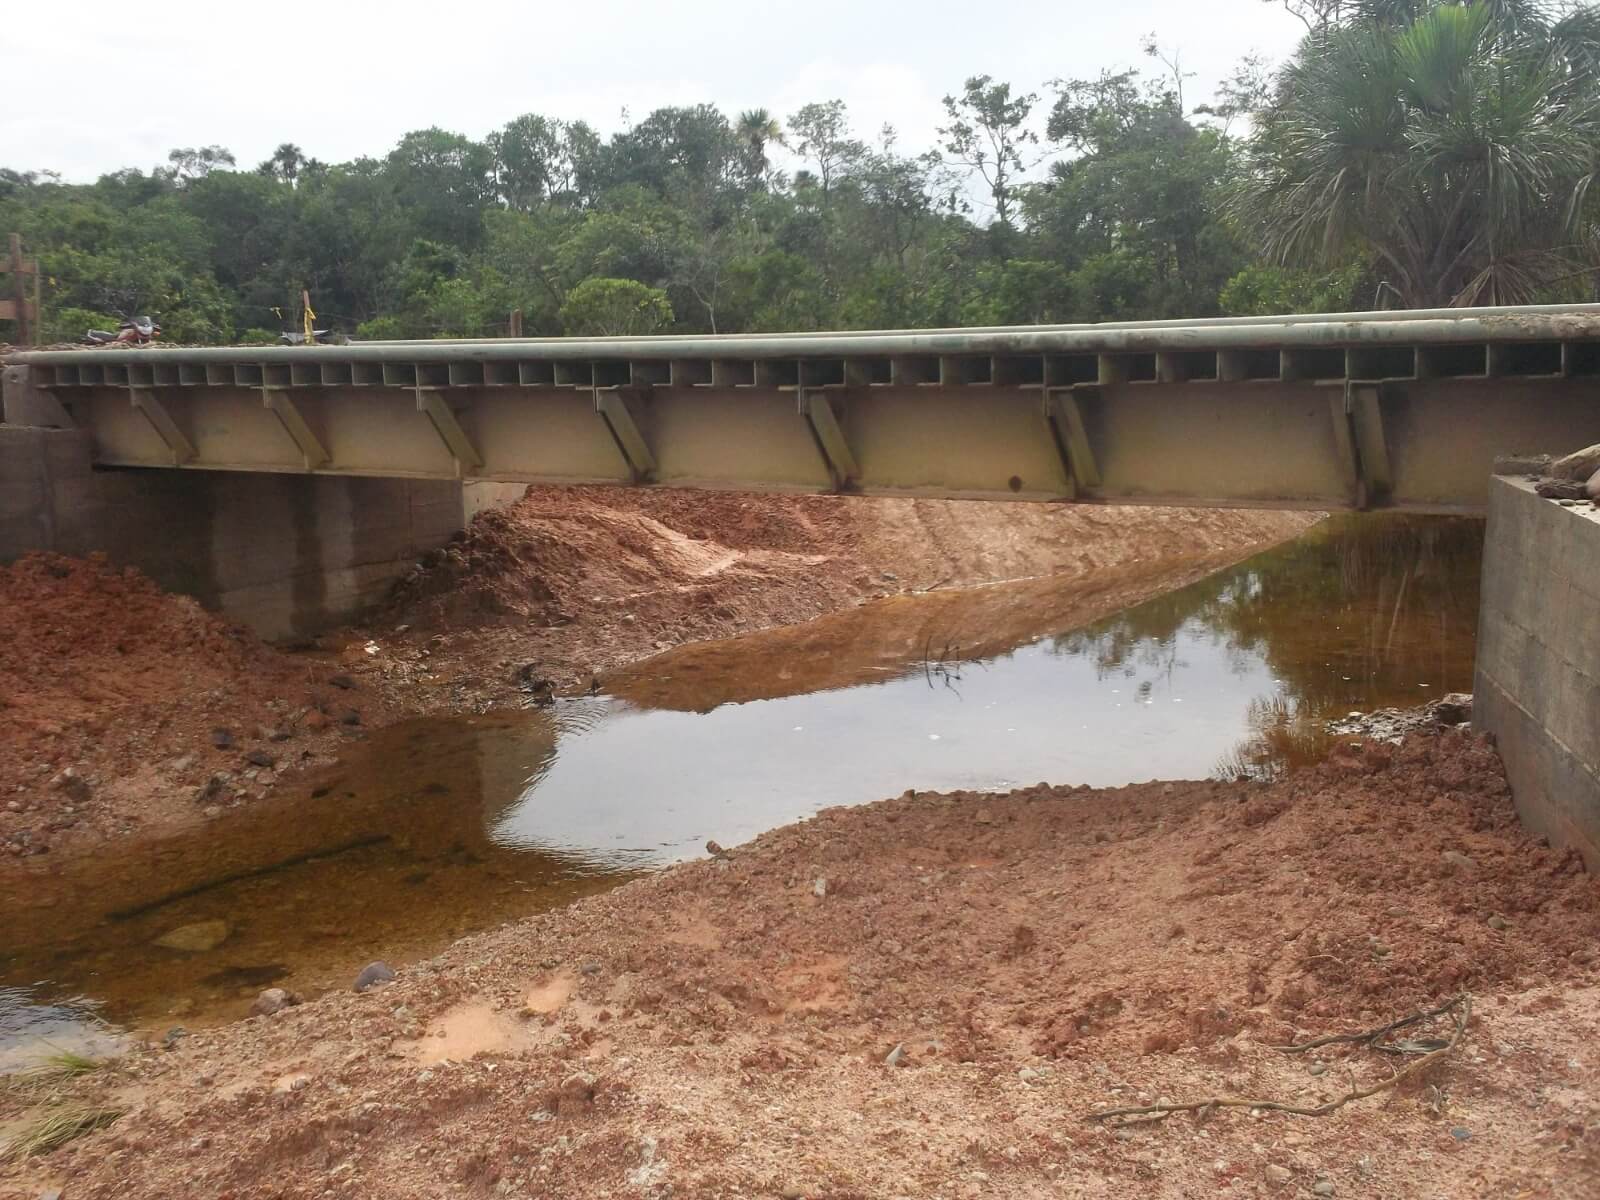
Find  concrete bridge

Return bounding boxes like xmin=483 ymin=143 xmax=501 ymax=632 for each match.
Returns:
xmin=7 ymin=304 xmax=1600 ymax=514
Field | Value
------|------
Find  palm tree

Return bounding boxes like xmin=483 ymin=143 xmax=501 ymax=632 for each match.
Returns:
xmin=736 ymin=108 xmax=784 ymax=184
xmin=1239 ymin=1 xmax=1600 ymax=307
xmin=271 ymin=143 xmax=305 ymax=187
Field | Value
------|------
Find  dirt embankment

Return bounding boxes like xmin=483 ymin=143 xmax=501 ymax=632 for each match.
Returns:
xmin=0 ymin=491 xmax=1317 ymax=859
xmin=12 ymin=730 xmax=1597 ymax=1198
xmin=0 ymin=554 xmax=403 ymax=860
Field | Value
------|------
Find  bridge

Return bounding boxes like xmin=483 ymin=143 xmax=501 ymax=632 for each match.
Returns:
xmin=6 ymin=304 xmax=1600 ymax=512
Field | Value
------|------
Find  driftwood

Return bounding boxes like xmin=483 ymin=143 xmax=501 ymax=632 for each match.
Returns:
xmin=1087 ymin=993 xmax=1471 ymax=1126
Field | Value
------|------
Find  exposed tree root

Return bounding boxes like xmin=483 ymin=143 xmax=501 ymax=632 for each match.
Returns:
xmin=1087 ymin=994 xmax=1472 ymax=1126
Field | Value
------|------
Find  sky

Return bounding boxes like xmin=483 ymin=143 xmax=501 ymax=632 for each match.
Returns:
xmin=5 ymin=0 xmax=1306 ymax=184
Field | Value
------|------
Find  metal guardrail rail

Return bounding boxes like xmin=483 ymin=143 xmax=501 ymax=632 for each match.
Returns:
xmin=6 ymin=306 xmax=1600 ymax=513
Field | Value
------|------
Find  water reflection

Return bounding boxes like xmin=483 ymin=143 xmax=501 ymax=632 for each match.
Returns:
xmin=0 ymin=515 xmax=1482 ymax=1055
xmin=1051 ymin=515 xmax=1480 ymax=777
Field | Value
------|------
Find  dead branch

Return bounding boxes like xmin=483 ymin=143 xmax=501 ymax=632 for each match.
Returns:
xmin=1278 ymin=994 xmax=1466 ymax=1053
xmin=1086 ymin=994 xmax=1471 ymax=1126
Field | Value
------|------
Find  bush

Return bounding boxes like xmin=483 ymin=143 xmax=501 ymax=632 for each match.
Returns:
xmin=355 ymin=314 xmax=407 ymax=340
xmin=38 ymin=306 xmax=121 ymax=344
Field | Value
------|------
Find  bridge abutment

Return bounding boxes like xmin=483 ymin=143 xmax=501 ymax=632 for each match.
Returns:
xmin=1476 ymin=473 xmax=1600 ymax=869
xmin=0 ymin=422 xmax=519 ymax=639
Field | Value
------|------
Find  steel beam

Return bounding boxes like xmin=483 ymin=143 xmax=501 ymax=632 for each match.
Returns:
xmin=262 ymin=389 xmax=330 ymax=470
xmin=594 ymin=387 xmax=656 ymax=482
xmin=1350 ymin=384 xmax=1393 ymax=500
xmin=129 ymin=388 xmax=196 ymax=464
xmin=415 ymin=388 xmax=482 ymax=472
xmin=1045 ymin=388 xmax=1101 ymax=495
xmin=800 ymin=389 xmax=859 ymax=491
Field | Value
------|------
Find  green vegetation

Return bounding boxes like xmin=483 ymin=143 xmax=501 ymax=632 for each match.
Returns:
xmin=0 ymin=1103 xmax=122 ymax=1161
xmin=2 ymin=1048 xmax=107 ymax=1100
xmin=2 ymin=2 xmax=1596 ymax=343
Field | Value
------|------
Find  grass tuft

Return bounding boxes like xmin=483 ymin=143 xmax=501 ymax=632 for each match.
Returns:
xmin=1 ymin=1048 xmax=106 ymax=1099
xmin=0 ymin=1103 xmax=122 ymax=1161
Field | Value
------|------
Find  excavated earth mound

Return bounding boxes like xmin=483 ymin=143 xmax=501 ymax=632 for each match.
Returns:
xmin=17 ymin=731 xmax=1597 ymax=1198
xmin=0 ymin=553 xmax=400 ymax=856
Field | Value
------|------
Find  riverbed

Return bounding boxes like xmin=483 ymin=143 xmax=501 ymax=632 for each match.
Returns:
xmin=0 ymin=513 xmax=1482 ymax=1060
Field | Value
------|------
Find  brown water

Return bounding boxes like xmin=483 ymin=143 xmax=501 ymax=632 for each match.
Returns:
xmin=0 ymin=514 xmax=1481 ymax=1064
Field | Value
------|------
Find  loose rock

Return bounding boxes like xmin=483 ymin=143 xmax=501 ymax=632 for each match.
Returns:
xmin=153 ymin=919 xmax=231 ymax=953
xmin=1551 ymin=442 xmax=1600 ymax=481
xmin=250 ymin=987 xmax=301 ymax=1016
xmin=353 ymin=961 xmax=396 ymax=992
xmin=210 ymin=728 xmax=235 ymax=749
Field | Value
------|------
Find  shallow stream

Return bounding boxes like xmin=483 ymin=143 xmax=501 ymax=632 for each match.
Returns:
xmin=0 ymin=514 xmax=1482 ymax=1063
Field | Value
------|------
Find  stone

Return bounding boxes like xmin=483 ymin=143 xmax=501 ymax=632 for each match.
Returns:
xmin=49 ymin=767 xmax=91 ymax=802
xmin=1487 ymin=914 xmax=1509 ymax=931
xmin=195 ymin=774 xmax=228 ymax=804
xmin=813 ymin=877 xmax=828 ymax=898
xmin=884 ymin=1043 xmax=907 ymax=1067
xmin=1441 ymin=850 xmax=1475 ymax=871
xmin=1450 ymin=1126 xmax=1472 ymax=1141
xmin=39 ymin=1189 xmax=63 ymax=1200
xmin=1535 ymin=476 xmax=1587 ymax=499
xmin=329 ymin=673 xmax=357 ymax=690
xmin=1551 ymin=442 xmax=1600 ymax=481
xmin=353 ymin=961 xmax=396 ymax=992
xmin=339 ymin=709 xmax=362 ymax=727
xmin=1430 ymin=693 xmax=1472 ymax=726
xmin=210 ymin=728 xmax=235 ymax=749
xmin=1307 ymin=1062 xmax=1326 ymax=1076
xmin=1263 ymin=1165 xmax=1292 ymax=1186
xmin=1588 ymin=467 xmax=1600 ymax=504
xmin=1311 ymin=1180 xmax=1336 ymax=1197
xmin=302 ymin=710 xmax=331 ymax=732
xmin=245 ymin=749 xmax=276 ymax=768
xmin=251 ymin=987 xmax=300 ymax=1016
xmin=154 ymin=919 xmax=231 ymax=953
xmin=169 ymin=754 xmax=195 ymax=772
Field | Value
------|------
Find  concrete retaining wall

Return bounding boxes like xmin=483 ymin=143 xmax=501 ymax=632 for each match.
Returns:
xmin=0 ymin=424 xmax=491 ymax=639
xmin=1475 ymin=474 xmax=1600 ymax=868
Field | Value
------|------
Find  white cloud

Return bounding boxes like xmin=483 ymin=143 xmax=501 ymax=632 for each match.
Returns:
xmin=3 ymin=0 xmax=1304 ymax=180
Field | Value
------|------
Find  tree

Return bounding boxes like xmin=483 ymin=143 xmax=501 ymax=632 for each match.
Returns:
xmin=259 ymin=143 xmax=305 ymax=186
xmin=736 ymin=108 xmax=784 ymax=184
xmin=165 ymin=145 xmax=235 ymax=184
xmin=787 ymin=101 xmax=865 ymax=199
xmin=1239 ymin=1 xmax=1600 ymax=306
xmin=559 ymin=277 xmax=673 ymax=335
xmin=938 ymin=75 xmax=1039 ymax=226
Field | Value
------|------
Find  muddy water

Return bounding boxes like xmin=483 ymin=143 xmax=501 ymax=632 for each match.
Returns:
xmin=0 ymin=514 xmax=1481 ymax=1058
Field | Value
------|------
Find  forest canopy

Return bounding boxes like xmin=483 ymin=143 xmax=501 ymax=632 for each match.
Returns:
xmin=3 ymin=1 xmax=1597 ymax=344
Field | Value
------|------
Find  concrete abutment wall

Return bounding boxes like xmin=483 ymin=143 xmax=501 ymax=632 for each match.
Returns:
xmin=1 ymin=423 xmax=523 ymax=639
xmin=1475 ymin=475 xmax=1600 ymax=869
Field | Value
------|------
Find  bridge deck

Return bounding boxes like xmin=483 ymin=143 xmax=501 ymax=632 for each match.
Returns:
xmin=7 ymin=307 xmax=1600 ymax=513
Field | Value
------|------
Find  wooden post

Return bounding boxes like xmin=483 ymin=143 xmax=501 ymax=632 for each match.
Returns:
xmin=8 ymin=233 xmax=32 ymax=344
xmin=508 ymin=308 xmax=524 ymax=338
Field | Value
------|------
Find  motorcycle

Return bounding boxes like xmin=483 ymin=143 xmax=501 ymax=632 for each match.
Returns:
xmin=84 ymin=315 xmax=161 ymax=346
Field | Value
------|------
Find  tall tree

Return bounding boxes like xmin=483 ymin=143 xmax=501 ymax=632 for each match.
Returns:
xmin=938 ymin=75 xmax=1039 ymax=226
xmin=1239 ymin=0 xmax=1600 ymax=306
xmin=787 ymin=101 xmax=865 ymax=199
xmin=736 ymin=108 xmax=784 ymax=184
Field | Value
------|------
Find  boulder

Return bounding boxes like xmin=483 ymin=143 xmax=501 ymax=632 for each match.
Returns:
xmin=153 ymin=919 xmax=231 ymax=953
xmin=353 ymin=961 xmax=396 ymax=992
xmin=250 ymin=987 xmax=301 ymax=1016
xmin=1552 ymin=443 xmax=1600 ymax=481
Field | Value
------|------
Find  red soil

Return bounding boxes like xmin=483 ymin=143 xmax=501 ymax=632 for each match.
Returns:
xmin=11 ymin=730 xmax=1596 ymax=1198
